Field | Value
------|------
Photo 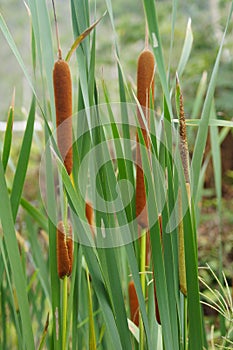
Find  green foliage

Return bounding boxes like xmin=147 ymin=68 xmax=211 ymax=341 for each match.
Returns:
xmin=0 ymin=0 xmax=232 ymax=349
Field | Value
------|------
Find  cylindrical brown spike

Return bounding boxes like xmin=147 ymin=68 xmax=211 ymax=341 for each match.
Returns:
xmin=66 ymin=225 xmax=73 ymax=276
xmin=137 ymin=49 xmax=155 ymax=111
xmin=136 ymin=49 xmax=155 ymax=228
xmin=85 ymin=201 xmax=95 ymax=239
xmin=53 ymin=59 xmax=73 ymax=175
xmin=85 ymin=201 xmax=94 ymax=226
xmin=56 ymin=221 xmax=73 ymax=279
xmin=128 ymin=280 xmax=139 ymax=326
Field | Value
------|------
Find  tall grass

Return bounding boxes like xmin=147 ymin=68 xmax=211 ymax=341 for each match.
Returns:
xmin=0 ymin=1 xmax=232 ymax=349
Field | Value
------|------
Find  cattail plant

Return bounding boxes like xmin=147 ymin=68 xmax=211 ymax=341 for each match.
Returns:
xmin=51 ymin=2 xmax=74 ymax=349
xmin=135 ymin=32 xmax=155 ymax=348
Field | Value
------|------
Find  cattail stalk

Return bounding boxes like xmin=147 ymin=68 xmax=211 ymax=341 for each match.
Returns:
xmin=139 ymin=229 xmax=147 ymax=349
xmin=153 ymin=214 xmax=162 ymax=324
xmin=176 ymin=74 xmax=191 ymax=297
xmin=52 ymin=3 xmax=73 ymax=349
xmin=62 ymin=275 xmax=68 ymax=350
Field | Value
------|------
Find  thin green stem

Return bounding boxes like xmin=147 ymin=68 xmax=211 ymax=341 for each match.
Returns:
xmin=86 ymin=266 xmax=97 ymax=350
xmin=61 ymin=184 xmax=68 ymax=350
xmin=139 ymin=230 xmax=146 ymax=350
xmin=62 ymin=275 xmax=68 ymax=350
xmin=184 ymin=296 xmax=187 ymax=350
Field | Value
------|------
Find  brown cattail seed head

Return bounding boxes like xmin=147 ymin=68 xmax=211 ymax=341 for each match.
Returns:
xmin=56 ymin=221 xmax=73 ymax=279
xmin=128 ymin=281 xmax=139 ymax=326
xmin=53 ymin=59 xmax=73 ymax=175
xmin=136 ymin=49 xmax=155 ymax=228
xmin=66 ymin=226 xmax=73 ymax=276
xmin=137 ymin=49 xmax=155 ymax=112
xmin=86 ymin=201 xmax=94 ymax=226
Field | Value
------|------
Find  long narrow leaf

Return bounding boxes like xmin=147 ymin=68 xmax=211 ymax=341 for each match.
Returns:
xmin=2 ymin=90 xmax=14 ymax=172
xmin=10 ymin=96 xmax=36 ymax=222
xmin=0 ymin=160 xmax=35 ymax=350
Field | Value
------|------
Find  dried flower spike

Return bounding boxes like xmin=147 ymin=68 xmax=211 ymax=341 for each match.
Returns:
xmin=53 ymin=59 xmax=73 ymax=175
xmin=136 ymin=48 xmax=155 ymax=228
xmin=56 ymin=221 xmax=73 ymax=279
xmin=128 ymin=280 xmax=139 ymax=326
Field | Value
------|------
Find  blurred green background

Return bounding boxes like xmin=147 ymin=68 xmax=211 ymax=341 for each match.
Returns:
xmin=0 ymin=0 xmax=233 ymax=118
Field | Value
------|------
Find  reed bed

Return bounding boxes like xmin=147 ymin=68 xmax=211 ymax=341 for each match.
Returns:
xmin=0 ymin=1 xmax=232 ymax=349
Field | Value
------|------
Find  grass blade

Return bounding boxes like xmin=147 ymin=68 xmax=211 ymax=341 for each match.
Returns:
xmin=20 ymin=196 xmax=48 ymax=231
xmin=0 ymin=160 xmax=35 ymax=349
xmin=177 ymin=18 xmax=193 ymax=78
xmin=10 ymin=95 xmax=36 ymax=222
xmin=66 ymin=11 xmax=106 ymax=62
xmin=2 ymin=90 xmax=14 ymax=172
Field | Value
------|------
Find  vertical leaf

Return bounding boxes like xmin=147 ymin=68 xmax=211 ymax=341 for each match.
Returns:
xmin=2 ymin=91 xmax=14 ymax=172
xmin=0 ymin=160 xmax=35 ymax=350
xmin=10 ymin=96 xmax=36 ymax=222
